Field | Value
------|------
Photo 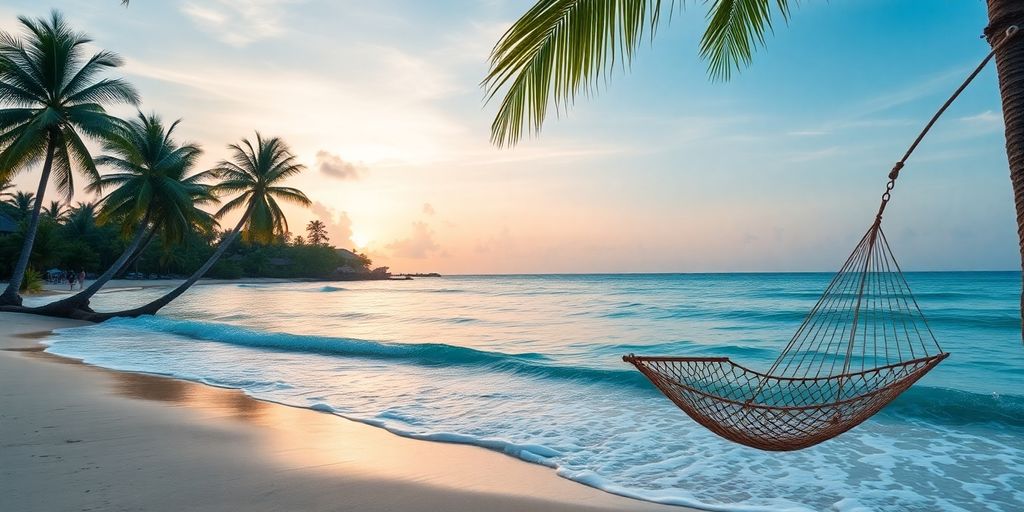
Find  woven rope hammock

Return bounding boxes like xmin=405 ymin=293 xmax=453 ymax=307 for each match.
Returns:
xmin=624 ymin=26 xmax=1021 ymax=451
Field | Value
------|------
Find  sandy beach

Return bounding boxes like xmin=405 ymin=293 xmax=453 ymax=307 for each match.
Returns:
xmin=0 ymin=311 xmax=688 ymax=512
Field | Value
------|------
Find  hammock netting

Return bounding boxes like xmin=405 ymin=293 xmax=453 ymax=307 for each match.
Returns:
xmin=617 ymin=24 xmax=1024 ymax=450
xmin=624 ymin=221 xmax=949 ymax=451
xmin=616 ymin=25 xmax=1024 ymax=451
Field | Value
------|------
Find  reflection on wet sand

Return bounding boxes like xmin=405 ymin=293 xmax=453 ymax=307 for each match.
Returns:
xmin=27 ymin=349 xmax=270 ymax=422
xmin=109 ymin=367 xmax=270 ymax=422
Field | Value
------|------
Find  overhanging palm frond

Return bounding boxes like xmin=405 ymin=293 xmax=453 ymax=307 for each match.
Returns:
xmin=484 ymin=0 xmax=790 ymax=147
xmin=483 ymin=0 xmax=668 ymax=147
xmin=701 ymin=0 xmax=790 ymax=81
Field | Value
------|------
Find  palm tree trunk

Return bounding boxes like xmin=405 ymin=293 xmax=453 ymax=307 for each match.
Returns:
xmin=115 ymin=224 xmax=159 ymax=279
xmin=0 ymin=131 xmax=58 ymax=306
xmin=33 ymin=210 xmax=152 ymax=315
xmin=87 ymin=205 xmax=254 ymax=321
xmin=986 ymin=0 xmax=1024 ymax=336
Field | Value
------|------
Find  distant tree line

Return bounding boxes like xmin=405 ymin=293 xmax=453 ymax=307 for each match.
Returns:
xmin=0 ymin=189 xmax=373 ymax=281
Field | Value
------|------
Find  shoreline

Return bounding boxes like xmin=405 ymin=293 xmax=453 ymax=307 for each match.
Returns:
xmin=0 ymin=312 xmax=691 ymax=512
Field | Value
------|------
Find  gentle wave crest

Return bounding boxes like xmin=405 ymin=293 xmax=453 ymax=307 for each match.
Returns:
xmin=70 ymin=316 xmax=1024 ymax=429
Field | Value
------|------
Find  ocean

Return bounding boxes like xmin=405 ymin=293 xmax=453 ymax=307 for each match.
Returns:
xmin=35 ymin=273 xmax=1024 ymax=511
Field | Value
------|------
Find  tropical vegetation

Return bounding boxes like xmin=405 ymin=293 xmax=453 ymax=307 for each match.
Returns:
xmin=306 ymin=220 xmax=329 ymax=246
xmin=87 ymin=133 xmax=314 ymax=320
xmin=0 ymin=10 xmax=139 ymax=305
xmin=0 ymin=10 xmax=372 ymax=321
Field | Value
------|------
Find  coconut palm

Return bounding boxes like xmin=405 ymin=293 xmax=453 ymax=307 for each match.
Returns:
xmin=0 ymin=11 xmax=139 ymax=305
xmin=64 ymin=201 xmax=97 ymax=235
xmin=36 ymin=112 xmax=216 ymax=316
xmin=42 ymin=201 xmax=67 ymax=221
xmin=306 ymin=219 xmax=329 ymax=246
xmin=92 ymin=133 xmax=310 ymax=320
xmin=485 ymin=0 xmax=1024 ymax=327
xmin=6 ymin=191 xmax=34 ymax=220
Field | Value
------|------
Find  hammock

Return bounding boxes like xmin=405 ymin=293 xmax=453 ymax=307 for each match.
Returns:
xmin=624 ymin=25 xmax=1020 ymax=451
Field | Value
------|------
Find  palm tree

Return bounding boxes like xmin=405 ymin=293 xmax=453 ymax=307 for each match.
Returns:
xmin=485 ymin=0 xmax=1024 ymax=326
xmin=0 ymin=11 xmax=139 ymax=305
xmin=63 ymin=201 xmax=97 ymax=236
xmin=42 ymin=201 xmax=67 ymax=222
xmin=90 ymin=133 xmax=310 ymax=320
xmin=6 ymin=191 xmax=35 ymax=220
xmin=306 ymin=219 xmax=329 ymax=246
xmin=35 ymin=112 xmax=216 ymax=316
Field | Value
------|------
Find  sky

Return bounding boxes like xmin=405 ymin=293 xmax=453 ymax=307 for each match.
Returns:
xmin=0 ymin=0 xmax=1017 ymax=273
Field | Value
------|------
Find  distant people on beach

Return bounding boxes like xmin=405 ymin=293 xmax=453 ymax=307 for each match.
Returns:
xmin=67 ymin=270 xmax=76 ymax=291
xmin=78 ymin=270 xmax=86 ymax=290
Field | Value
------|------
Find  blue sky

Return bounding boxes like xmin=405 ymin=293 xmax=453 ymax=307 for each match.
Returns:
xmin=1 ymin=1 xmax=1015 ymax=273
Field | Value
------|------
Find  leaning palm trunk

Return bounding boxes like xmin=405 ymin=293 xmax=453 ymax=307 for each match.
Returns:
xmin=0 ymin=132 xmax=58 ymax=306
xmin=87 ymin=205 xmax=254 ymax=321
xmin=115 ymin=225 xmax=159 ymax=279
xmin=33 ymin=211 xmax=152 ymax=316
xmin=987 ymin=0 xmax=1024 ymax=336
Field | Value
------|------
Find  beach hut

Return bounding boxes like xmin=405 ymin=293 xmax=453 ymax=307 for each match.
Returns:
xmin=0 ymin=212 xmax=17 ymax=234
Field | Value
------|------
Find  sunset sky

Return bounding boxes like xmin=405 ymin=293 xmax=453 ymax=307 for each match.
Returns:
xmin=1 ymin=0 xmax=1016 ymax=273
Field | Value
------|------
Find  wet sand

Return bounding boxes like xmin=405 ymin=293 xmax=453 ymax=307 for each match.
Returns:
xmin=0 ymin=312 xmax=689 ymax=512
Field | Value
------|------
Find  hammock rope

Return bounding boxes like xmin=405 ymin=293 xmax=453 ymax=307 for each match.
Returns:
xmin=624 ymin=25 xmax=1021 ymax=451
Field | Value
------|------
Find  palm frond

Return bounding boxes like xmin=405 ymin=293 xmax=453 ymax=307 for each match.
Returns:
xmin=483 ymin=0 xmax=667 ymax=147
xmin=267 ymin=186 xmax=311 ymax=207
xmin=485 ymin=0 xmax=791 ymax=146
xmin=700 ymin=0 xmax=789 ymax=81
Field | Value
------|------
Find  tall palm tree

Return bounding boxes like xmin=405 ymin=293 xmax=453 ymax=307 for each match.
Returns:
xmin=0 ymin=11 xmax=139 ymax=305
xmin=36 ymin=112 xmax=216 ymax=316
xmin=63 ymin=201 xmax=97 ymax=236
xmin=485 ymin=0 xmax=1024 ymax=327
xmin=306 ymin=219 xmax=329 ymax=246
xmin=6 ymin=191 xmax=35 ymax=220
xmin=42 ymin=200 xmax=67 ymax=222
xmin=90 ymin=133 xmax=310 ymax=320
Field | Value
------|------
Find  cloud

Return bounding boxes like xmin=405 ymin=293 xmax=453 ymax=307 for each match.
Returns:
xmin=960 ymin=110 xmax=1003 ymax=126
xmin=309 ymin=201 xmax=354 ymax=248
xmin=422 ymin=202 xmax=435 ymax=215
xmin=316 ymin=150 xmax=364 ymax=180
xmin=783 ymin=146 xmax=844 ymax=163
xmin=181 ymin=0 xmax=301 ymax=47
xmin=387 ymin=221 xmax=440 ymax=259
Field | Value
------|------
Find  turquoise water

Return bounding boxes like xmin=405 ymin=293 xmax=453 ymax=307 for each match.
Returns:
xmin=38 ymin=272 xmax=1024 ymax=511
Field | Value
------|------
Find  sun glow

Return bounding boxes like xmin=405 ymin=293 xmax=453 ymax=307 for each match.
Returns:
xmin=351 ymin=231 xmax=370 ymax=249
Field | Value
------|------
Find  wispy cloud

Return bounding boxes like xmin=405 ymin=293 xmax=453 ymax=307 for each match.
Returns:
xmin=782 ymin=146 xmax=845 ymax=164
xmin=181 ymin=0 xmax=302 ymax=46
xmin=960 ymin=110 xmax=1003 ymax=127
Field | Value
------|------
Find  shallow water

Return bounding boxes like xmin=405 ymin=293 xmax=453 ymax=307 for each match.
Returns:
xmin=39 ymin=273 xmax=1024 ymax=511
